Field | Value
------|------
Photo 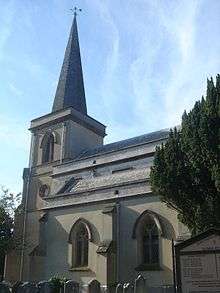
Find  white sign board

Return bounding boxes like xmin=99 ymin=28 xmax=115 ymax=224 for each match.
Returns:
xmin=180 ymin=253 xmax=220 ymax=292
xmin=175 ymin=230 xmax=220 ymax=293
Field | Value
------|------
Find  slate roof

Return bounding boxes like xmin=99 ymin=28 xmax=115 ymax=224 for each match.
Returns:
xmin=69 ymin=168 xmax=150 ymax=193
xmin=52 ymin=15 xmax=87 ymax=114
xmin=75 ymin=129 xmax=169 ymax=160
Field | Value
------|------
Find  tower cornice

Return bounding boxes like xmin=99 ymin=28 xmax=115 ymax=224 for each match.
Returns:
xmin=30 ymin=107 xmax=106 ymax=137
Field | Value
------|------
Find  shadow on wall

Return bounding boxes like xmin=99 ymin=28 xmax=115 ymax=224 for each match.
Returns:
xmin=119 ymin=204 xmax=175 ymax=285
xmin=34 ymin=212 xmax=101 ymax=281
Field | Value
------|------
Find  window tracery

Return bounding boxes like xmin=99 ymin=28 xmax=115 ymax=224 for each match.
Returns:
xmin=133 ymin=211 xmax=161 ymax=269
xmin=69 ymin=219 xmax=91 ymax=268
xmin=141 ymin=218 xmax=159 ymax=265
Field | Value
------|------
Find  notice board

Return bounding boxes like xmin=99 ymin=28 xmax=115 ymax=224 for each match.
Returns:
xmin=174 ymin=229 xmax=220 ymax=293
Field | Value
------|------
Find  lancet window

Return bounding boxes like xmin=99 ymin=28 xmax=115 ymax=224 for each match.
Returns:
xmin=133 ymin=211 xmax=161 ymax=269
xmin=141 ymin=218 xmax=159 ymax=265
xmin=69 ymin=219 xmax=91 ymax=268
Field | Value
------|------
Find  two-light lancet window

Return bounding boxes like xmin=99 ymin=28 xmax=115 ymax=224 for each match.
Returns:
xmin=133 ymin=211 xmax=161 ymax=269
xmin=69 ymin=220 xmax=91 ymax=268
xmin=142 ymin=218 xmax=159 ymax=265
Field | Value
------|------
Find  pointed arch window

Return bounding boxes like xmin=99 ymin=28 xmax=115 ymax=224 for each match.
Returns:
xmin=142 ymin=218 xmax=159 ymax=265
xmin=41 ymin=133 xmax=55 ymax=164
xmin=69 ymin=219 xmax=92 ymax=268
xmin=133 ymin=211 xmax=162 ymax=269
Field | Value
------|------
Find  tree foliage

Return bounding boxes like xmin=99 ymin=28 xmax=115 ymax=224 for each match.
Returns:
xmin=0 ymin=187 xmax=21 ymax=216
xmin=0 ymin=207 xmax=13 ymax=253
xmin=150 ymin=75 xmax=220 ymax=235
xmin=0 ymin=187 xmax=21 ymax=277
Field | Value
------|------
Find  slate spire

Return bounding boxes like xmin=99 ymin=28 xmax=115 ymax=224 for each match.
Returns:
xmin=52 ymin=14 xmax=87 ymax=114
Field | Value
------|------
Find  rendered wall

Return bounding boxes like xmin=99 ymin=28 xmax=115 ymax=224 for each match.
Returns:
xmin=42 ymin=203 xmax=114 ymax=285
xmin=118 ymin=195 xmax=178 ymax=286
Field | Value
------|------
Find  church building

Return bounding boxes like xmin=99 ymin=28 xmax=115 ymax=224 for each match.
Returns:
xmin=5 ymin=13 xmax=189 ymax=290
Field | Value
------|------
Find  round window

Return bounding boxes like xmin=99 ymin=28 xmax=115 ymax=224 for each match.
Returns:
xmin=39 ymin=184 xmax=50 ymax=198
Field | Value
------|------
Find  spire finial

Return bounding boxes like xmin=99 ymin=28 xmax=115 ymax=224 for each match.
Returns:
xmin=70 ymin=6 xmax=82 ymax=18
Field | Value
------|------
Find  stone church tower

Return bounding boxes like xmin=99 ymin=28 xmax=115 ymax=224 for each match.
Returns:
xmin=5 ymin=13 xmax=189 ymax=290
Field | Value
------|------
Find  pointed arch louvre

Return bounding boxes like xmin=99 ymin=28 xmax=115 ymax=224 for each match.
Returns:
xmin=40 ymin=131 xmax=59 ymax=148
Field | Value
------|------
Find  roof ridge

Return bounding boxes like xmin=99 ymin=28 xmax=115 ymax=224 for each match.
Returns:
xmin=73 ymin=128 xmax=170 ymax=161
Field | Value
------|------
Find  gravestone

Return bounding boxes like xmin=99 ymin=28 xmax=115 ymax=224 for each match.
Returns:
xmin=12 ymin=281 xmax=23 ymax=293
xmin=115 ymin=283 xmax=123 ymax=293
xmin=64 ymin=281 xmax=79 ymax=293
xmin=0 ymin=282 xmax=11 ymax=293
xmin=100 ymin=285 xmax=108 ymax=293
xmin=88 ymin=280 xmax=101 ymax=293
xmin=38 ymin=282 xmax=54 ymax=293
xmin=134 ymin=275 xmax=145 ymax=293
xmin=175 ymin=228 xmax=220 ymax=293
xmin=15 ymin=283 xmax=25 ymax=293
xmin=20 ymin=283 xmax=39 ymax=293
xmin=80 ymin=284 xmax=88 ymax=293
xmin=122 ymin=283 xmax=133 ymax=293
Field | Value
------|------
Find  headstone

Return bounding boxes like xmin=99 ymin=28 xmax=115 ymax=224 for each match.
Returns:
xmin=88 ymin=280 xmax=101 ymax=293
xmin=20 ymin=283 xmax=39 ymax=293
xmin=122 ymin=283 xmax=133 ymax=293
xmin=80 ymin=284 xmax=88 ymax=293
xmin=0 ymin=282 xmax=11 ymax=293
xmin=115 ymin=283 xmax=123 ymax=293
xmin=12 ymin=281 xmax=23 ymax=293
xmin=100 ymin=285 xmax=107 ymax=293
xmin=37 ymin=282 xmax=53 ymax=293
xmin=64 ymin=281 xmax=79 ymax=293
xmin=134 ymin=275 xmax=145 ymax=293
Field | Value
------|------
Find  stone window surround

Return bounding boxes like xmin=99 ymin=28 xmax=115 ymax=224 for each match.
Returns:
xmin=40 ymin=131 xmax=59 ymax=164
xmin=133 ymin=210 xmax=163 ymax=271
xmin=68 ymin=218 xmax=92 ymax=270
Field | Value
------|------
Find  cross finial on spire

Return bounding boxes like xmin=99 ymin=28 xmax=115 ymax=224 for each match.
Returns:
xmin=70 ymin=6 xmax=82 ymax=18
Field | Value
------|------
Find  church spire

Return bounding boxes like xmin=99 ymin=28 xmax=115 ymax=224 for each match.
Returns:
xmin=52 ymin=12 xmax=87 ymax=114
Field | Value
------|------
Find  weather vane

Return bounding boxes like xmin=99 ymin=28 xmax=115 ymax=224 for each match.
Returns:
xmin=70 ymin=6 xmax=82 ymax=17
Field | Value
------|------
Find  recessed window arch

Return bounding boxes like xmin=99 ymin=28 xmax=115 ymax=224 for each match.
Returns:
xmin=68 ymin=219 xmax=92 ymax=268
xmin=142 ymin=217 xmax=159 ymax=265
xmin=133 ymin=210 xmax=163 ymax=269
xmin=40 ymin=132 xmax=56 ymax=164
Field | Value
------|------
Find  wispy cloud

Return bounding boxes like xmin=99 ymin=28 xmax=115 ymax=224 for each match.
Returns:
xmin=84 ymin=0 xmax=220 ymax=142
xmin=0 ymin=115 xmax=30 ymax=151
xmin=127 ymin=0 xmax=219 ymax=131
xmin=8 ymin=82 xmax=23 ymax=97
xmin=158 ymin=0 xmax=201 ymax=125
xmin=0 ymin=114 xmax=30 ymax=193
xmin=0 ymin=1 xmax=15 ymax=62
xmin=89 ymin=0 xmax=120 ymax=121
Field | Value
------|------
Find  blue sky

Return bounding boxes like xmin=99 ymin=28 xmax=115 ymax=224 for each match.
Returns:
xmin=0 ymin=0 xmax=220 ymax=193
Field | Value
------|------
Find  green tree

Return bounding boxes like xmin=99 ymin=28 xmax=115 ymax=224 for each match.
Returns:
xmin=0 ymin=188 xmax=21 ymax=279
xmin=0 ymin=187 xmax=21 ymax=216
xmin=0 ymin=206 xmax=13 ymax=278
xmin=150 ymin=75 xmax=220 ymax=235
